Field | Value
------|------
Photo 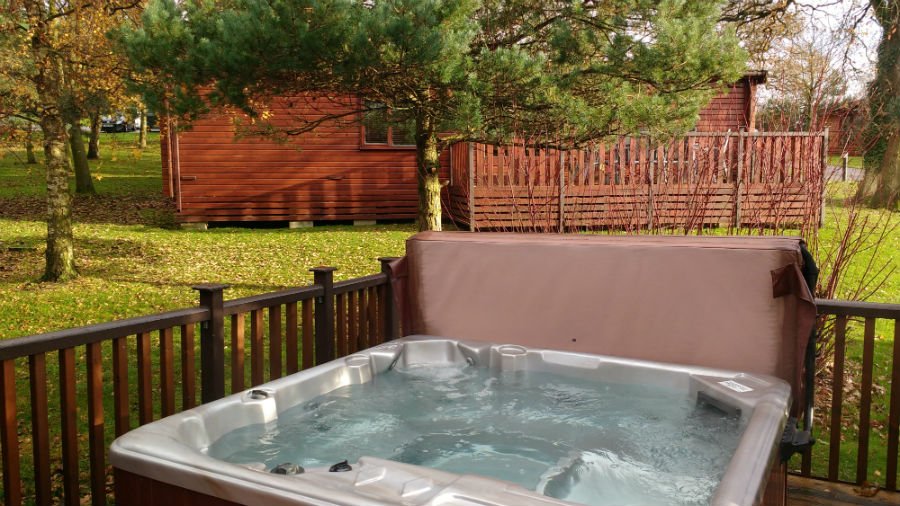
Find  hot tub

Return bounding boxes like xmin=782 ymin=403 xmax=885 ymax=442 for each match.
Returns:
xmin=111 ymin=336 xmax=791 ymax=506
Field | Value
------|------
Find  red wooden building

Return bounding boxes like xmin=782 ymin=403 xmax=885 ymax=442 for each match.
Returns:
xmin=822 ymin=101 xmax=867 ymax=156
xmin=161 ymin=73 xmax=767 ymax=227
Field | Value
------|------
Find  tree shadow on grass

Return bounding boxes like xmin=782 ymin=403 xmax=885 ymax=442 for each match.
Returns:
xmin=0 ymin=194 xmax=175 ymax=226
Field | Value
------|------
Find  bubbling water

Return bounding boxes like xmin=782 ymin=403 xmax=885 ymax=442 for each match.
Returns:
xmin=207 ymin=363 xmax=744 ymax=506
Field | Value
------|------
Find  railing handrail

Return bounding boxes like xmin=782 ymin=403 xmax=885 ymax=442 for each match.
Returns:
xmin=814 ymin=298 xmax=900 ymax=319
xmin=0 ymin=306 xmax=210 ymax=362
xmin=333 ymin=272 xmax=388 ymax=294
xmin=223 ymin=285 xmax=323 ymax=316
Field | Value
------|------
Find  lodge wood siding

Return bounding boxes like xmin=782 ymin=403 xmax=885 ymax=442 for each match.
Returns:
xmin=696 ymin=81 xmax=753 ymax=132
xmin=163 ymin=96 xmax=449 ymax=223
xmin=824 ymin=111 xmax=866 ymax=156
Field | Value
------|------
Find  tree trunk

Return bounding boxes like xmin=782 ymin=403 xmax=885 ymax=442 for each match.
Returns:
xmin=860 ymin=0 xmax=900 ymax=209
xmin=88 ymin=110 xmax=101 ymax=159
xmin=43 ymin=113 xmax=77 ymax=281
xmin=27 ymin=0 xmax=77 ymax=282
xmin=68 ymin=117 xmax=96 ymax=194
xmin=25 ymin=127 xmax=37 ymax=164
xmin=415 ymin=118 xmax=442 ymax=231
xmin=139 ymin=109 xmax=148 ymax=148
xmin=871 ymin=131 xmax=900 ymax=208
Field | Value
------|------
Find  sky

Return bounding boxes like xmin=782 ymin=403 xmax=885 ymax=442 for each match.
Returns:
xmin=795 ymin=0 xmax=880 ymax=95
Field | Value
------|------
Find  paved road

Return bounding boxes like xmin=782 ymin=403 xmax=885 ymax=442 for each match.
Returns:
xmin=825 ymin=165 xmax=864 ymax=182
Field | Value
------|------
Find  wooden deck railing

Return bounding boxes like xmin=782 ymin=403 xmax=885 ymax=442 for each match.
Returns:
xmin=0 ymin=265 xmax=897 ymax=505
xmin=0 ymin=259 xmax=396 ymax=506
xmin=792 ymin=299 xmax=900 ymax=489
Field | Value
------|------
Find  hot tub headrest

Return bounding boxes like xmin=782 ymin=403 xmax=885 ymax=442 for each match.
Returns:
xmin=390 ymin=232 xmax=816 ymax=412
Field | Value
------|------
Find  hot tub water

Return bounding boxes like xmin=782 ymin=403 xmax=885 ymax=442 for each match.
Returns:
xmin=207 ymin=363 xmax=745 ymax=506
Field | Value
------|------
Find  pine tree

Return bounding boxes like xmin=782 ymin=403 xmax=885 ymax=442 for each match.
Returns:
xmin=121 ymin=0 xmax=747 ymax=231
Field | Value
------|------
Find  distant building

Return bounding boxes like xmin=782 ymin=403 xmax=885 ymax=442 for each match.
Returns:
xmin=822 ymin=100 xmax=867 ymax=156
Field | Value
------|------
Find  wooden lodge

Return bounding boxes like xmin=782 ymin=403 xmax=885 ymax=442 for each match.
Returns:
xmin=822 ymin=100 xmax=867 ymax=157
xmin=157 ymin=72 xmax=829 ymax=230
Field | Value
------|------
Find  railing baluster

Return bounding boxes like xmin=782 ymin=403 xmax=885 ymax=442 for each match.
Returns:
xmin=160 ymin=327 xmax=175 ymax=416
xmin=269 ymin=305 xmax=282 ymax=379
xmin=181 ymin=324 xmax=196 ymax=410
xmin=86 ymin=341 xmax=105 ymax=506
xmin=337 ymin=293 xmax=348 ymax=358
xmin=348 ymin=291 xmax=359 ymax=354
xmin=888 ymin=319 xmax=900 ymax=490
xmin=302 ymin=299 xmax=313 ymax=370
xmin=137 ymin=332 xmax=153 ymax=425
xmin=286 ymin=302 xmax=299 ymax=374
xmin=358 ymin=288 xmax=368 ymax=350
xmin=28 ymin=353 xmax=51 ymax=505
xmin=374 ymin=285 xmax=384 ymax=345
xmin=231 ymin=314 xmax=245 ymax=393
xmin=0 ymin=358 xmax=21 ymax=506
xmin=251 ymin=309 xmax=264 ymax=386
xmin=112 ymin=337 xmax=129 ymax=436
xmin=828 ymin=315 xmax=847 ymax=481
xmin=59 ymin=348 xmax=79 ymax=506
xmin=367 ymin=287 xmax=378 ymax=347
xmin=857 ymin=317 xmax=876 ymax=484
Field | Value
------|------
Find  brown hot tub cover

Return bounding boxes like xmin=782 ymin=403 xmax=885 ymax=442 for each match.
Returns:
xmin=391 ymin=232 xmax=816 ymax=413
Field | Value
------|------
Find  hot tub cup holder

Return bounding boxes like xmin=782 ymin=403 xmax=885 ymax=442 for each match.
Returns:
xmin=495 ymin=344 xmax=529 ymax=372
xmin=243 ymin=388 xmax=274 ymax=402
xmin=344 ymin=354 xmax=374 ymax=384
xmin=271 ymin=462 xmax=304 ymax=475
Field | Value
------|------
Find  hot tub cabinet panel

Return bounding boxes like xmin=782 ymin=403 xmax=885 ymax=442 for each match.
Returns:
xmin=111 ymin=337 xmax=791 ymax=506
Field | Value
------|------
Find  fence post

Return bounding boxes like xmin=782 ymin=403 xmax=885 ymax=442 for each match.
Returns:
xmin=735 ymin=131 xmax=744 ymax=228
xmin=842 ymin=152 xmax=849 ymax=182
xmin=468 ymin=143 xmax=476 ymax=231
xmin=558 ymin=151 xmax=566 ymax=233
xmin=821 ymin=128 xmax=829 ymax=228
xmin=378 ymin=257 xmax=399 ymax=340
xmin=194 ymin=283 xmax=228 ymax=404
xmin=647 ymin=141 xmax=655 ymax=231
xmin=311 ymin=267 xmax=336 ymax=365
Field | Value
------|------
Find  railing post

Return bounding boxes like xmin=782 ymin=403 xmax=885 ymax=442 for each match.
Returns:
xmin=311 ymin=267 xmax=336 ymax=365
xmin=378 ymin=257 xmax=400 ymax=340
xmin=194 ymin=283 xmax=228 ymax=403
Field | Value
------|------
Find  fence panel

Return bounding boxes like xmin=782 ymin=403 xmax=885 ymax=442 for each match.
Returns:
xmin=450 ymin=132 xmax=825 ymax=232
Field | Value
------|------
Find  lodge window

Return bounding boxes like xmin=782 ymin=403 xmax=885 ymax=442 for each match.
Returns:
xmin=362 ymin=103 xmax=416 ymax=148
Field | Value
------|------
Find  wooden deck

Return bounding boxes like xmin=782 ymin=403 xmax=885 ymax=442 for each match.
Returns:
xmin=789 ymin=476 xmax=900 ymax=505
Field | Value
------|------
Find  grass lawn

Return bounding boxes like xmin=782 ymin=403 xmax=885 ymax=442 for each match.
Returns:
xmin=1 ymin=133 xmax=900 ymax=493
xmin=0 ymin=132 xmax=414 ymax=337
xmin=829 ymin=154 xmax=864 ymax=169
